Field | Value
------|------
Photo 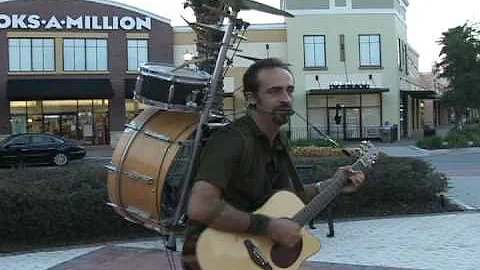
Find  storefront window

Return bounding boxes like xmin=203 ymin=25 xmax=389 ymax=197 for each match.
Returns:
xmin=126 ymin=99 xmax=147 ymax=122
xmin=9 ymin=99 xmax=110 ymax=145
xmin=26 ymin=101 xmax=43 ymax=133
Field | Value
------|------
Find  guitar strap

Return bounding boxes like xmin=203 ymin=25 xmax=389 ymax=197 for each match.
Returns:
xmin=230 ymin=120 xmax=307 ymax=202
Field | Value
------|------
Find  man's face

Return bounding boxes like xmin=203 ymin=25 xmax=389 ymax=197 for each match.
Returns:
xmin=254 ymin=67 xmax=295 ymax=125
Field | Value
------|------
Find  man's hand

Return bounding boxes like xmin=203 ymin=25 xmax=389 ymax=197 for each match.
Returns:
xmin=266 ymin=218 xmax=301 ymax=248
xmin=338 ymin=166 xmax=366 ymax=193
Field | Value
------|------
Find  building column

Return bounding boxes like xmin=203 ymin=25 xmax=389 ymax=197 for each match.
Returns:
xmin=0 ymin=80 xmax=9 ymax=138
xmin=109 ymin=79 xmax=126 ymax=147
xmin=0 ymin=32 xmax=9 ymax=139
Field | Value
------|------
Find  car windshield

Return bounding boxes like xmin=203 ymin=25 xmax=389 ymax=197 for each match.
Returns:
xmin=5 ymin=135 xmax=30 ymax=146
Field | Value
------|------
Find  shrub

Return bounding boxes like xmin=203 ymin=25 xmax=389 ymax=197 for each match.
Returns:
xmin=0 ymin=155 xmax=455 ymax=253
xmin=445 ymin=133 xmax=470 ymax=147
xmin=416 ymin=135 xmax=444 ymax=149
xmin=290 ymin=138 xmax=342 ymax=147
xmin=416 ymin=123 xmax=480 ymax=149
xmin=296 ymin=154 xmax=450 ymax=218
xmin=0 ymin=162 xmax=156 ymax=252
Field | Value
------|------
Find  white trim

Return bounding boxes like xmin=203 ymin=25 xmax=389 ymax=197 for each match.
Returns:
xmin=288 ymin=9 xmax=406 ymax=25
xmin=0 ymin=0 xmax=171 ymax=24
xmin=174 ymin=23 xmax=286 ymax=33
xmin=329 ymin=0 xmax=349 ymax=10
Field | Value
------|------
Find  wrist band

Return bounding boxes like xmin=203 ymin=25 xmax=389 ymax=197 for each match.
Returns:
xmin=246 ymin=214 xmax=270 ymax=235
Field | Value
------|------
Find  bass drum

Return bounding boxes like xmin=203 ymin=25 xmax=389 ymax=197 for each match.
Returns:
xmin=106 ymin=107 xmax=199 ymax=234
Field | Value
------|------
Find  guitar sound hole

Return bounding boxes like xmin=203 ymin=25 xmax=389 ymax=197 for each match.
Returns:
xmin=270 ymin=240 xmax=303 ymax=268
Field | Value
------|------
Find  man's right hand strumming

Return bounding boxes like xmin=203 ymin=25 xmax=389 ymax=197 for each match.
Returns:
xmin=266 ymin=218 xmax=302 ymax=248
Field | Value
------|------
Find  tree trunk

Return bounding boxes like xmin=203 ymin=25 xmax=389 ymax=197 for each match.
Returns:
xmin=188 ymin=0 xmax=227 ymax=113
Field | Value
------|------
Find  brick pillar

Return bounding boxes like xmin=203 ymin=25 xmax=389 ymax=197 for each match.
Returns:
xmin=0 ymin=32 xmax=10 ymax=137
xmin=108 ymin=32 xmax=126 ymax=147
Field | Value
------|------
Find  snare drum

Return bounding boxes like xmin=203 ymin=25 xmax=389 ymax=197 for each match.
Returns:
xmin=106 ymin=107 xmax=199 ymax=233
xmin=135 ymin=63 xmax=211 ymax=112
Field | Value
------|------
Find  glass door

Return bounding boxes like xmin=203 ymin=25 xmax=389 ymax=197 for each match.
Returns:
xmin=344 ymin=108 xmax=361 ymax=139
xmin=43 ymin=115 xmax=61 ymax=135
xmin=328 ymin=108 xmax=344 ymax=140
xmin=60 ymin=114 xmax=77 ymax=139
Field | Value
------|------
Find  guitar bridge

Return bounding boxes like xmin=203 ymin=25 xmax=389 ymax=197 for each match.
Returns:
xmin=244 ymin=240 xmax=273 ymax=270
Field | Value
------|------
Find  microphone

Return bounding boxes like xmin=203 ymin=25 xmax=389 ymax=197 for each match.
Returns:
xmin=292 ymin=110 xmax=351 ymax=156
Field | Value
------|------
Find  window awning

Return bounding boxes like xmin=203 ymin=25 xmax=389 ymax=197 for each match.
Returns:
xmin=307 ymin=88 xmax=389 ymax=95
xmin=7 ymin=79 xmax=114 ymax=100
xmin=401 ymin=90 xmax=439 ymax=99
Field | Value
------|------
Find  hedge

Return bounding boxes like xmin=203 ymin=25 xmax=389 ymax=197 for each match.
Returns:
xmin=0 ymin=154 xmax=453 ymax=253
xmin=0 ymin=162 xmax=156 ymax=252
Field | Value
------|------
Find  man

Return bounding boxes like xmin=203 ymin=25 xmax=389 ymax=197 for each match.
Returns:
xmin=181 ymin=58 xmax=365 ymax=269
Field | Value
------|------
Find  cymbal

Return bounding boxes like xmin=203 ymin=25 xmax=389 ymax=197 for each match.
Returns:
xmin=182 ymin=16 xmax=224 ymax=33
xmin=236 ymin=54 xmax=262 ymax=62
xmin=191 ymin=21 xmax=224 ymax=33
xmin=221 ymin=0 xmax=294 ymax=17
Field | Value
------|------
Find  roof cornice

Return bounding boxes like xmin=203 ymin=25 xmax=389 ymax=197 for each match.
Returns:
xmin=0 ymin=0 xmax=171 ymax=24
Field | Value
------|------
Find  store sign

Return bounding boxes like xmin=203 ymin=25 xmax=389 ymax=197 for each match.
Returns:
xmin=0 ymin=14 xmax=151 ymax=31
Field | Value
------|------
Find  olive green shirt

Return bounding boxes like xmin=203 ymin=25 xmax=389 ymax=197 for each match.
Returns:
xmin=183 ymin=115 xmax=303 ymax=243
xmin=195 ymin=114 xmax=302 ymax=211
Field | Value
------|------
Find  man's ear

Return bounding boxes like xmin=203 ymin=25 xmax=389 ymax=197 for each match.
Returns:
xmin=245 ymin=91 xmax=256 ymax=108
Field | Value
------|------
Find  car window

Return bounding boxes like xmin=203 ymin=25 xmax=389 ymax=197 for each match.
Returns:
xmin=31 ymin=135 xmax=61 ymax=144
xmin=7 ymin=135 xmax=30 ymax=145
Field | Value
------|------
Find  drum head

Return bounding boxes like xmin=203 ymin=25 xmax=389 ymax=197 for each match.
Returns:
xmin=140 ymin=63 xmax=210 ymax=85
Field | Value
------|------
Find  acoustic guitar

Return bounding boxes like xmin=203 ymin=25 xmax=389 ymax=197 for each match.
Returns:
xmin=195 ymin=142 xmax=378 ymax=270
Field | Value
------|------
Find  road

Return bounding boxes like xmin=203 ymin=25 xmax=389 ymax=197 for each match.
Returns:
xmin=420 ymin=150 xmax=480 ymax=209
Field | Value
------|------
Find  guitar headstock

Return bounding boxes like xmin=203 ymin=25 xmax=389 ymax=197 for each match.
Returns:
xmin=352 ymin=141 xmax=379 ymax=172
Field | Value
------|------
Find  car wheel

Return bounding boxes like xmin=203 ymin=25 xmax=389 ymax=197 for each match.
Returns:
xmin=53 ymin=153 xmax=69 ymax=166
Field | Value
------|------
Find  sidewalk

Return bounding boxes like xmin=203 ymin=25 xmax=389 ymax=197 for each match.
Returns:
xmin=1 ymin=212 xmax=479 ymax=270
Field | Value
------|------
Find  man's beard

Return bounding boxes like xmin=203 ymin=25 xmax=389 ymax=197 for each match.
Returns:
xmin=271 ymin=108 xmax=292 ymax=125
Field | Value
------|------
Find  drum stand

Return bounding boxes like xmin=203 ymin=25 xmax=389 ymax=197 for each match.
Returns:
xmin=166 ymin=7 xmax=241 ymax=251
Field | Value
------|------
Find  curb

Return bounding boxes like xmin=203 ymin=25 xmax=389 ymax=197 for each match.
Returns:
xmin=408 ymin=146 xmax=431 ymax=156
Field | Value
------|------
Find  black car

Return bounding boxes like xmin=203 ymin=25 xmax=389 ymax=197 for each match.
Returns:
xmin=0 ymin=133 xmax=86 ymax=167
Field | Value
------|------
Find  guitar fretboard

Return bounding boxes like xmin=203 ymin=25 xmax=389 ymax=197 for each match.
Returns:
xmin=293 ymin=158 xmax=366 ymax=226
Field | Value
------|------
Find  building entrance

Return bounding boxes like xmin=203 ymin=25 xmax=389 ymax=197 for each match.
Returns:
xmin=9 ymin=99 xmax=109 ymax=145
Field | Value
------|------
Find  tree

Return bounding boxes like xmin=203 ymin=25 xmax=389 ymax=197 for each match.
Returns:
xmin=436 ymin=23 xmax=480 ymax=129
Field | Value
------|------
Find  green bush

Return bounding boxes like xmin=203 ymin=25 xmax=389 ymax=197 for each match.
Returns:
xmin=0 ymin=155 xmax=455 ymax=253
xmin=297 ymin=154 xmax=450 ymax=218
xmin=416 ymin=123 xmax=480 ymax=149
xmin=291 ymin=138 xmax=342 ymax=147
xmin=0 ymin=162 xmax=156 ymax=252
xmin=416 ymin=135 xmax=445 ymax=149
xmin=445 ymin=133 xmax=470 ymax=147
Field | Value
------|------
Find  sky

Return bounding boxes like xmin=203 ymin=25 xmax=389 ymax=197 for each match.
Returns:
xmin=115 ymin=0 xmax=480 ymax=73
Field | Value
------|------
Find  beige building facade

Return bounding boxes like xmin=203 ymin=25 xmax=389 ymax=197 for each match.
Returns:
xmin=173 ymin=0 xmax=431 ymax=141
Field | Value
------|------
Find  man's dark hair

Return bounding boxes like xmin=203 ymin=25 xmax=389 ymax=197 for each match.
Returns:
xmin=242 ymin=58 xmax=293 ymax=98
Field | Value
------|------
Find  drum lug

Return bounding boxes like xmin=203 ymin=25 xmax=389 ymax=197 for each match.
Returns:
xmin=144 ymin=130 xmax=172 ymax=143
xmin=104 ymin=163 xmax=117 ymax=172
xmin=123 ymin=170 xmax=154 ymax=185
xmin=126 ymin=205 xmax=152 ymax=219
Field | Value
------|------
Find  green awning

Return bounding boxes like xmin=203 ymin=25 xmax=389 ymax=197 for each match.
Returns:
xmin=8 ymin=79 xmax=114 ymax=100
xmin=401 ymin=90 xmax=439 ymax=99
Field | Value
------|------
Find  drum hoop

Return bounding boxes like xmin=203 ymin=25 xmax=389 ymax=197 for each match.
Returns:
xmin=134 ymin=93 xmax=203 ymax=113
xmin=140 ymin=64 xmax=211 ymax=86
xmin=115 ymin=107 xmax=161 ymax=216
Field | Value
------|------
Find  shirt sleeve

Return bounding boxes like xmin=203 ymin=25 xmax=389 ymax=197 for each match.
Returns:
xmin=194 ymin=128 xmax=243 ymax=191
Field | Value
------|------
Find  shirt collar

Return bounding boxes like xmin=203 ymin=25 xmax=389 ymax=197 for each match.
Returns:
xmin=245 ymin=113 xmax=288 ymax=151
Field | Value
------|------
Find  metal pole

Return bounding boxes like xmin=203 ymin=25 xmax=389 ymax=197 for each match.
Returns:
xmin=166 ymin=10 xmax=238 ymax=250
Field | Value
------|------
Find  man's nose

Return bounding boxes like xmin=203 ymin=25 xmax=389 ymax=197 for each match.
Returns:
xmin=279 ymin=90 xmax=293 ymax=103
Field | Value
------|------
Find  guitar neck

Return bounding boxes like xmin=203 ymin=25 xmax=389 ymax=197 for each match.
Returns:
xmin=292 ymin=159 xmax=366 ymax=226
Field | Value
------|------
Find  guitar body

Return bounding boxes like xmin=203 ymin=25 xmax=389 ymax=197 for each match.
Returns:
xmin=196 ymin=191 xmax=321 ymax=270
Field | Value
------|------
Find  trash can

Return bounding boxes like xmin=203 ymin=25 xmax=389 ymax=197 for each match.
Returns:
xmin=391 ymin=124 xmax=398 ymax=141
xmin=423 ymin=125 xmax=436 ymax=137
xmin=381 ymin=124 xmax=392 ymax=142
